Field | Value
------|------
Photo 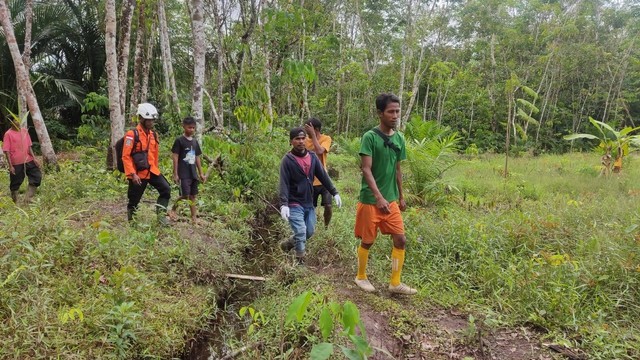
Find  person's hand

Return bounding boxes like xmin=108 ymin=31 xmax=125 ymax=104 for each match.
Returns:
xmin=280 ymin=206 xmax=290 ymax=221
xmin=132 ymin=173 xmax=142 ymax=185
xmin=9 ymin=165 xmax=15 ymax=175
xmin=173 ymin=174 xmax=180 ymax=184
xmin=375 ymin=196 xmax=390 ymax=214
xmin=304 ymin=123 xmax=316 ymax=138
xmin=33 ymin=158 xmax=40 ymax=168
xmin=334 ymin=194 xmax=342 ymax=208
xmin=399 ymin=198 xmax=407 ymax=211
xmin=200 ymin=174 xmax=207 ymax=183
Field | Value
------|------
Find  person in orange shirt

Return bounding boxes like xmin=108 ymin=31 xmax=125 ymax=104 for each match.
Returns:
xmin=122 ymin=103 xmax=171 ymax=225
xmin=304 ymin=118 xmax=334 ymax=228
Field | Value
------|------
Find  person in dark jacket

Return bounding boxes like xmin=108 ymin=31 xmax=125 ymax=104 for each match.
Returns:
xmin=279 ymin=127 xmax=342 ymax=264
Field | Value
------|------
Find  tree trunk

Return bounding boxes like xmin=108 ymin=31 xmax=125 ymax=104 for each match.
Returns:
xmin=422 ymin=78 xmax=430 ymax=121
xmin=158 ymin=0 xmax=181 ymax=115
xmin=504 ymin=92 xmax=512 ymax=178
xmin=17 ymin=0 xmax=33 ymax=123
xmin=489 ymin=34 xmax=498 ymax=132
xmin=402 ymin=43 xmax=426 ymax=127
xmin=105 ymin=0 xmax=124 ymax=170
xmin=129 ymin=0 xmax=146 ymax=117
xmin=118 ymin=0 xmax=136 ymax=116
xmin=117 ymin=0 xmax=136 ymax=118
xmin=204 ymin=88 xmax=222 ymax=129
xmin=299 ymin=0 xmax=310 ymax=119
xmin=212 ymin=0 xmax=225 ymax=128
xmin=398 ymin=0 xmax=413 ymax=112
xmin=140 ymin=17 xmax=156 ymax=103
xmin=190 ymin=0 xmax=206 ymax=132
xmin=0 ymin=0 xmax=57 ymax=166
xmin=263 ymin=57 xmax=274 ymax=129
xmin=230 ymin=0 xmax=259 ymax=101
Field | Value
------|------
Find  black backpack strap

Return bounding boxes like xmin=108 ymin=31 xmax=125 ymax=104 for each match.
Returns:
xmin=132 ymin=129 xmax=140 ymax=154
xmin=371 ymin=128 xmax=401 ymax=154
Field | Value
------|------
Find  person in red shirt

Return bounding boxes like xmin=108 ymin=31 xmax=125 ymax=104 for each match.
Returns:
xmin=2 ymin=119 xmax=41 ymax=204
xmin=122 ymin=103 xmax=171 ymax=225
xmin=278 ymin=127 xmax=342 ymax=265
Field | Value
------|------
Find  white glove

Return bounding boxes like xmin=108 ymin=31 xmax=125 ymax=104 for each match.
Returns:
xmin=280 ymin=206 xmax=290 ymax=221
xmin=334 ymin=194 xmax=342 ymax=208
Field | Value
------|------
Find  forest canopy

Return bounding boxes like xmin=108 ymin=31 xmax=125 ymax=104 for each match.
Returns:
xmin=0 ymin=0 xmax=637 ymax=155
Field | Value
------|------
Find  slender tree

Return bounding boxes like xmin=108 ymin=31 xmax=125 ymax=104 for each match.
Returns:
xmin=158 ymin=0 xmax=181 ymax=115
xmin=105 ymin=0 xmax=124 ymax=169
xmin=129 ymin=0 xmax=147 ymax=116
xmin=190 ymin=0 xmax=206 ymax=132
xmin=212 ymin=0 xmax=225 ymax=129
xmin=140 ymin=16 xmax=156 ymax=103
xmin=117 ymin=0 xmax=136 ymax=118
xmin=17 ymin=0 xmax=33 ymax=123
xmin=0 ymin=0 xmax=57 ymax=166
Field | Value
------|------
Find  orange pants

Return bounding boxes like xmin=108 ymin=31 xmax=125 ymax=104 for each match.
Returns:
xmin=354 ymin=202 xmax=404 ymax=244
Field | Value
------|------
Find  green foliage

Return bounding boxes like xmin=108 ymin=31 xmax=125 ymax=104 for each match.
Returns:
xmin=106 ymin=301 xmax=140 ymax=359
xmin=333 ymin=135 xmax=362 ymax=167
xmin=405 ymin=116 xmax=451 ymax=141
xmin=564 ymin=117 xmax=640 ymax=158
xmin=77 ymin=92 xmax=110 ymax=145
xmin=404 ymin=153 xmax=640 ymax=359
xmin=464 ymin=143 xmax=480 ymax=157
xmin=285 ymin=291 xmax=373 ymax=360
xmin=234 ymin=74 xmax=274 ymax=130
xmin=404 ymin=119 xmax=460 ymax=206
xmin=200 ymin=131 xmax=288 ymax=204
xmin=239 ymin=306 xmax=267 ymax=335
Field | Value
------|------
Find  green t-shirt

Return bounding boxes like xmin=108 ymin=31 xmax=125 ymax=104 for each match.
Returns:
xmin=358 ymin=128 xmax=407 ymax=204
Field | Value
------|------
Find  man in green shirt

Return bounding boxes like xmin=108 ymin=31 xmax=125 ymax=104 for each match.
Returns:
xmin=353 ymin=93 xmax=417 ymax=295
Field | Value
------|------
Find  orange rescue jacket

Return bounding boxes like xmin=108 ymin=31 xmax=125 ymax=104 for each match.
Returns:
xmin=122 ymin=124 xmax=160 ymax=179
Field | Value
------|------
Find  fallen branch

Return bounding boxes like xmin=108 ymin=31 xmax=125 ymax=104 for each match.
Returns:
xmin=225 ymin=273 xmax=266 ymax=281
xmin=547 ymin=344 xmax=586 ymax=360
xmin=203 ymin=153 xmax=224 ymax=179
xmin=219 ymin=341 xmax=263 ymax=360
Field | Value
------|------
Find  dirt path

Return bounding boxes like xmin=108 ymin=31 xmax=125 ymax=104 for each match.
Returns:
xmin=317 ymin=266 xmax=559 ymax=360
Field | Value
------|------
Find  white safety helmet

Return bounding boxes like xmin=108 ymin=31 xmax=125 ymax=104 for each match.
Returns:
xmin=136 ymin=103 xmax=158 ymax=119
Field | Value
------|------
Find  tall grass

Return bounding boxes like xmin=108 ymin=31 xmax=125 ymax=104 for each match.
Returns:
xmin=252 ymin=150 xmax=640 ymax=359
xmin=400 ymin=153 xmax=640 ymax=359
xmin=2 ymin=131 xmax=639 ymax=359
xmin=0 ymin=131 xmax=286 ymax=358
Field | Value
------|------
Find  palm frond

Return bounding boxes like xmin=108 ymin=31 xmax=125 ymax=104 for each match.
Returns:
xmin=32 ymin=74 xmax=84 ymax=105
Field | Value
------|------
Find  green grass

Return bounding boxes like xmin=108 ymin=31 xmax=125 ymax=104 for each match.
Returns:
xmin=2 ymin=141 xmax=639 ymax=359
xmin=0 ymin=144 xmax=260 ymax=359
xmin=238 ymin=151 xmax=640 ymax=359
xmin=399 ymin=153 xmax=640 ymax=359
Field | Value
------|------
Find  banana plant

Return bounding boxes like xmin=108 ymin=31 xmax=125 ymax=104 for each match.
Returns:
xmin=564 ymin=117 xmax=640 ymax=174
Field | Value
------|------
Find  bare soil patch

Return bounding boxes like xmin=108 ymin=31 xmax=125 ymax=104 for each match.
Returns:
xmin=320 ymin=266 xmax=559 ymax=360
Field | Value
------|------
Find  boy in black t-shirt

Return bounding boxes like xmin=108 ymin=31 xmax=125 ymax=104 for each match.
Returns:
xmin=169 ymin=117 xmax=206 ymax=223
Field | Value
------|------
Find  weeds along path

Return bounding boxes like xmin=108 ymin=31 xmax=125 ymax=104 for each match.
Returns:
xmin=55 ymin=186 xmax=558 ymax=359
xmin=53 ymin=194 xmax=283 ymax=359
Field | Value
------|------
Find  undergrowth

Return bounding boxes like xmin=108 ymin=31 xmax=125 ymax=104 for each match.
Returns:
xmin=2 ymin=129 xmax=639 ymax=359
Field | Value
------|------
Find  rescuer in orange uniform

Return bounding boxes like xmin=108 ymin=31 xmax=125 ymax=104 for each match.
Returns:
xmin=122 ymin=103 xmax=171 ymax=225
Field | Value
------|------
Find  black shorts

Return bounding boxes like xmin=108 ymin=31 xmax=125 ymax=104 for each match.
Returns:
xmin=9 ymin=161 xmax=41 ymax=191
xmin=313 ymin=185 xmax=332 ymax=207
xmin=179 ymin=178 xmax=199 ymax=196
